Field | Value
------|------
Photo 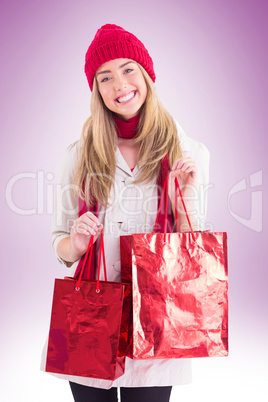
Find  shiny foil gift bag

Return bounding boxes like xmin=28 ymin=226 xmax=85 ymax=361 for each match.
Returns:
xmin=46 ymin=232 xmax=131 ymax=380
xmin=120 ymin=176 xmax=228 ymax=360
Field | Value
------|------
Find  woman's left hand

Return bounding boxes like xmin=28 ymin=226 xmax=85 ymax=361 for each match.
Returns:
xmin=169 ymin=157 xmax=197 ymax=200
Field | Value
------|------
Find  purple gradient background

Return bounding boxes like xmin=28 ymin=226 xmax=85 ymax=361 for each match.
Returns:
xmin=1 ymin=0 xmax=267 ymax=400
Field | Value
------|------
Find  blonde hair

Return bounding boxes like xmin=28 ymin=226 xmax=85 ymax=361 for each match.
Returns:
xmin=73 ymin=64 xmax=182 ymax=207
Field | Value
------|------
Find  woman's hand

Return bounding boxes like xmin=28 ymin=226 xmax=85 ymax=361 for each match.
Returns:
xmin=70 ymin=212 xmax=103 ymax=256
xmin=168 ymin=158 xmax=197 ymax=233
xmin=169 ymin=157 xmax=197 ymax=201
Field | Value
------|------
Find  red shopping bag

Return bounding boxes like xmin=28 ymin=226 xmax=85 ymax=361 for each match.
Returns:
xmin=46 ymin=231 xmax=131 ymax=380
xmin=120 ymin=175 xmax=228 ymax=359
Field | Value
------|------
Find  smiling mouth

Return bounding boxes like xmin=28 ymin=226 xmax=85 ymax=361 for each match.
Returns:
xmin=116 ymin=91 xmax=136 ymax=103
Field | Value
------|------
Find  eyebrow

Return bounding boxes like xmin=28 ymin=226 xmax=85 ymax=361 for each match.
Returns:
xmin=96 ymin=61 xmax=135 ymax=77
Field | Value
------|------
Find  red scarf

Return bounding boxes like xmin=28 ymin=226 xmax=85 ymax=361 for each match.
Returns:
xmin=74 ymin=114 xmax=174 ymax=279
xmin=114 ymin=114 xmax=140 ymax=139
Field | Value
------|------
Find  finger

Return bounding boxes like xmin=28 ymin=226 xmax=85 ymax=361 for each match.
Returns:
xmin=77 ymin=223 xmax=97 ymax=236
xmin=72 ymin=215 xmax=103 ymax=238
xmin=77 ymin=226 xmax=91 ymax=236
xmin=71 ymin=224 xmax=85 ymax=236
xmin=171 ymin=157 xmax=193 ymax=171
xmin=171 ymin=164 xmax=196 ymax=177
xmin=79 ymin=215 xmax=102 ymax=232
xmin=93 ymin=223 xmax=103 ymax=234
xmin=183 ymin=166 xmax=197 ymax=173
xmin=171 ymin=159 xmax=183 ymax=171
xmin=181 ymin=163 xmax=197 ymax=173
xmin=72 ymin=219 xmax=97 ymax=236
xmin=71 ymin=220 xmax=80 ymax=234
xmin=85 ymin=211 xmax=101 ymax=225
xmin=176 ymin=161 xmax=196 ymax=172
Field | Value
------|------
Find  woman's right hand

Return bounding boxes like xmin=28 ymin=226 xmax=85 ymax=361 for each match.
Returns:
xmin=70 ymin=212 xmax=103 ymax=256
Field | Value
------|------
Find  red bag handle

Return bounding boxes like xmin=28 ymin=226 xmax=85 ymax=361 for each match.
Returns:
xmin=75 ymin=230 xmax=107 ymax=292
xmin=153 ymin=172 xmax=196 ymax=242
xmin=96 ymin=231 xmax=107 ymax=293
xmin=153 ymin=173 xmax=169 ymax=236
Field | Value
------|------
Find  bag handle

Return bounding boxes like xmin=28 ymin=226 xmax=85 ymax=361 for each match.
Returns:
xmin=75 ymin=230 xmax=107 ymax=292
xmin=153 ymin=172 xmax=196 ymax=242
xmin=96 ymin=231 xmax=107 ymax=293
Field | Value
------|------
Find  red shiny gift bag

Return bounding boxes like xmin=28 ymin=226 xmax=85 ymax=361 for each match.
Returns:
xmin=121 ymin=175 xmax=228 ymax=359
xmin=46 ymin=231 xmax=131 ymax=380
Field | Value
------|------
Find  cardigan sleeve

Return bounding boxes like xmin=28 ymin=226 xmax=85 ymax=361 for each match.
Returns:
xmin=175 ymin=120 xmax=210 ymax=230
xmin=51 ymin=141 xmax=80 ymax=267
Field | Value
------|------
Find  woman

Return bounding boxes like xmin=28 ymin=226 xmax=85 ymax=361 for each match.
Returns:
xmin=43 ymin=24 xmax=210 ymax=402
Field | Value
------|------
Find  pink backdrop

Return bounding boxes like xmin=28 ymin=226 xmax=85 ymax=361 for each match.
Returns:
xmin=1 ymin=0 xmax=267 ymax=400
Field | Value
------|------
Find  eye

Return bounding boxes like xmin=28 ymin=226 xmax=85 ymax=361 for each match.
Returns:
xmin=124 ymin=68 xmax=133 ymax=74
xmin=101 ymin=77 xmax=110 ymax=83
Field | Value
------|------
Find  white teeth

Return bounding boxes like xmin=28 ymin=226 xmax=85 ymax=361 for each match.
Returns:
xmin=117 ymin=91 xmax=135 ymax=103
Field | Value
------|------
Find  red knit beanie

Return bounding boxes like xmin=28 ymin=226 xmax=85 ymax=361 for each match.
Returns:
xmin=85 ymin=24 xmax=156 ymax=91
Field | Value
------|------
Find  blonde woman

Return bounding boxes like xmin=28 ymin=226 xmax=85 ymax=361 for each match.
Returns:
xmin=45 ymin=24 xmax=210 ymax=402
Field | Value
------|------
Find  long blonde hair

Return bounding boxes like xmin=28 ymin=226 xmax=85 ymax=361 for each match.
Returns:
xmin=73 ymin=64 xmax=182 ymax=207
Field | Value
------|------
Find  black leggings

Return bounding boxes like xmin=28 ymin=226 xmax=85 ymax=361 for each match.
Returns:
xmin=69 ymin=382 xmax=172 ymax=402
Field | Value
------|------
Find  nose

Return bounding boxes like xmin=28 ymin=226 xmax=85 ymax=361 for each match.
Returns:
xmin=114 ymin=75 xmax=127 ymax=91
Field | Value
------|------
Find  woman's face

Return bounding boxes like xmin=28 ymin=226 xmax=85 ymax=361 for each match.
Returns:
xmin=95 ymin=58 xmax=147 ymax=121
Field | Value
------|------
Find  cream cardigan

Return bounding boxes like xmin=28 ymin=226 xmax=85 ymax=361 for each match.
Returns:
xmin=41 ymin=121 xmax=210 ymax=389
